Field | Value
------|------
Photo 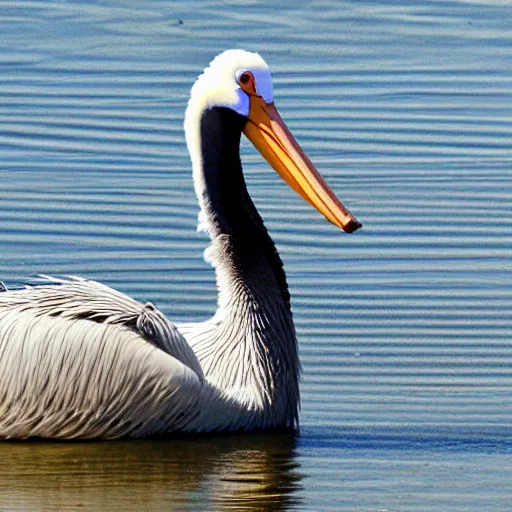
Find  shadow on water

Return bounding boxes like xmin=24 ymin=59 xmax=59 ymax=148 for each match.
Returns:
xmin=0 ymin=433 xmax=303 ymax=511
xmin=301 ymin=425 xmax=512 ymax=455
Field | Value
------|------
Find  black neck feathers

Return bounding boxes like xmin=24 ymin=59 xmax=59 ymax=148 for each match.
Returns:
xmin=200 ymin=106 xmax=256 ymax=235
xmin=199 ymin=106 xmax=291 ymax=309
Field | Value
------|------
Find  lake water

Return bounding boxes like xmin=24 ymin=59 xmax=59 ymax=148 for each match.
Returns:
xmin=0 ymin=0 xmax=511 ymax=510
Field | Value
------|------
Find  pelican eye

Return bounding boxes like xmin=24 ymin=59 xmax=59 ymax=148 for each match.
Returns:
xmin=238 ymin=71 xmax=257 ymax=95
xmin=239 ymin=72 xmax=251 ymax=84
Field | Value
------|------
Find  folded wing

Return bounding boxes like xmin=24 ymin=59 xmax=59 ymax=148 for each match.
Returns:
xmin=0 ymin=278 xmax=203 ymax=439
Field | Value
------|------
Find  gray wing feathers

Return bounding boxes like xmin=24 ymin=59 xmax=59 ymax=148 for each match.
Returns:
xmin=0 ymin=279 xmax=203 ymax=439
xmin=0 ymin=279 xmax=203 ymax=377
xmin=136 ymin=302 xmax=203 ymax=378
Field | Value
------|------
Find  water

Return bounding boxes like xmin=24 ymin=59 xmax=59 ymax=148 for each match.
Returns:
xmin=0 ymin=0 xmax=511 ymax=510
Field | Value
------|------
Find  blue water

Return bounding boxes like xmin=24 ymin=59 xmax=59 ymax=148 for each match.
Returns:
xmin=0 ymin=0 xmax=512 ymax=510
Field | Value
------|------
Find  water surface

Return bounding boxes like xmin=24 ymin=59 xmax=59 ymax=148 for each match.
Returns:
xmin=0 ymin=0 xmax=511 ymax=510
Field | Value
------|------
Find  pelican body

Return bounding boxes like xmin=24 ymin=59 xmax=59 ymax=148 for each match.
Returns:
xmin=0 ymin=50 xmax=360 ymax=439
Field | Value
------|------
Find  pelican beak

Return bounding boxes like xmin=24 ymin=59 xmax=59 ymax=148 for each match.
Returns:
xmin=243 ymin=95 xmax=361 ymax=233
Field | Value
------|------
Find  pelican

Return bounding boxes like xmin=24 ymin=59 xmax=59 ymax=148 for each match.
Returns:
xmin=0 ymin=50 xmax=360 ymax=439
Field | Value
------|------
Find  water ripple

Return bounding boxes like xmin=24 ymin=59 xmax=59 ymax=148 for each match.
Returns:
xmin=1 ymin=0 xmax=512 ymax=510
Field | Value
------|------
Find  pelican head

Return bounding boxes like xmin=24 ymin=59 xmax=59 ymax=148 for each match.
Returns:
xmin=185 ymin=49 xmax=361 ymax=236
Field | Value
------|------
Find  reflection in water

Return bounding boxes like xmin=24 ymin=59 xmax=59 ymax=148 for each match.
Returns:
xmin=0 ymin=433 xmax=302 ymax=511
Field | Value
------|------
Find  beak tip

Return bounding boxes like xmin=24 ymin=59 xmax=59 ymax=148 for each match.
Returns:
xmin=343 ymin=218 xmax=362 ymax=234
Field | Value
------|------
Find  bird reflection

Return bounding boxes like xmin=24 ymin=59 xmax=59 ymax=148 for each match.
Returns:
xmin=0 ymin=433 xmax=302 ymax=511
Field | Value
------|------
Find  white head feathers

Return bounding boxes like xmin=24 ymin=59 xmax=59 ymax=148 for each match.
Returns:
xmin=187 ymin=49 xmax=273 ymax=119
